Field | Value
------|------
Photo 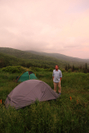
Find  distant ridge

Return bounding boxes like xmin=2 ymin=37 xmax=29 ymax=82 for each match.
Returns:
xmin=0 ymin=47 xmax=89 ymax=68
xmin=26 ymin=50 xmax=89 ymax=62
xmin=0 ymin=47 xmax=66 ymax=68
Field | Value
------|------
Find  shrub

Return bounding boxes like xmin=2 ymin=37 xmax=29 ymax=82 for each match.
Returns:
xmin=68 ymin=69 xmax=72 ymax=73
xmin=2 ymin=66 xmax=26 ymax=73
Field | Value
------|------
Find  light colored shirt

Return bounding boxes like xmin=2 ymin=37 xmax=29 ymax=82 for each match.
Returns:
xmin=52 ymin=69 xmax=62 ymax=83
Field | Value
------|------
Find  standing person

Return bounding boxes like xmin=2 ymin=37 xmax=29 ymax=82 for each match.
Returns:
xmin=52 ymin=65 xmax=62 ymax=95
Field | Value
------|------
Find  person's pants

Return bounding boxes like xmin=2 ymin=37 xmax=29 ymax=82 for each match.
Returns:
xmin=53 ymin=81 xmax=61 ymax=93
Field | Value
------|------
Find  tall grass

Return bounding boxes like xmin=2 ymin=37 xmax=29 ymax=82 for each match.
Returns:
xmin=0 ymin=68 xmax=89 ymax=133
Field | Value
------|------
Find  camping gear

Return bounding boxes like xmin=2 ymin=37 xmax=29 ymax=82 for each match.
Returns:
xmin=5 ymin=80 xmax=60 ymax=109
xmin=17 ymin=71 xmax=37 ymax=82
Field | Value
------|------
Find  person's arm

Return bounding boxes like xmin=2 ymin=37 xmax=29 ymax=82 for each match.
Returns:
xmin=52 ymin=70 xmax=54 ymax=80
xmin=60 ymin=71 xmax=62 ymax=81
xmin=60 ymin=77 xmax=62 ymax=81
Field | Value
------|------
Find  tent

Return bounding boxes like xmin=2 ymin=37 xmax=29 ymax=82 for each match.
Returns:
xmin=5 ymin=80 xmax=60 ymax=109
xmin=17 ymin=71 xmax=37 ymax=82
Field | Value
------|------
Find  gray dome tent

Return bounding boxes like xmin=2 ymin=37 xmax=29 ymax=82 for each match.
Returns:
xmin=5 ymin=80 xmax=60 ymax=109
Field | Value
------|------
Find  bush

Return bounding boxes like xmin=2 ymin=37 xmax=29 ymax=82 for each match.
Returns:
xmin=60 ymin=68 xmax=66 ymax=73
xmin=68 ymin=69 xmax=72 ymax=73
xmin=2 ymin=66 xmax=26 ymax=73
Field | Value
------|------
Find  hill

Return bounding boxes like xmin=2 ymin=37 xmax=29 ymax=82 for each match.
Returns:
xmin=0 ymin=47 xmax=89 ymax=68
xmin=0 ymin=52 xmax=23 ymax=68
xmin=26 ymin=50 xmax=89 ymax=64
xmin=0 ymin=47 xmax=66 ymax=68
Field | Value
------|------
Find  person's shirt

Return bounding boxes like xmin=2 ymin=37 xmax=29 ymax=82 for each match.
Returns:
xmin=52 ymin=69 xmax=62 ymax=83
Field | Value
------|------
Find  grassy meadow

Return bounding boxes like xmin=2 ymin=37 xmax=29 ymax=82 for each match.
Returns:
xmin=0 ymin=66 xmax=89 ymax=133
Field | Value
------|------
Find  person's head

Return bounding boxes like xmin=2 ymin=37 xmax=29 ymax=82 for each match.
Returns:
xmin=55 ymin=65 xmax=59 ymax=70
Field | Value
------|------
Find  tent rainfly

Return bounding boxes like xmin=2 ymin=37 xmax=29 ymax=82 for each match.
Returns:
xmin=5 ymin=80 xmax=60 ymax=109
xmin=17 ymin=71 xmax=37 ymax=82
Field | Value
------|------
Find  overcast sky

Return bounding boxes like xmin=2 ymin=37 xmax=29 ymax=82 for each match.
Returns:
xmin=0 ymin=0 xmax=89 ymax=59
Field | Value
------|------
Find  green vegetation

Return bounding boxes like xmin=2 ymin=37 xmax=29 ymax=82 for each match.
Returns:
xmin=2 ymin=66 xmax=28 ymax=73
xmin=0 ymin=66 xmax=89 ymax=133
xmin=65 ymin=63 xmax=89 ymax=73
xmin=0 ymin=47 xmax=89 ymax=69
xmin=0 ymin=47 xmax=66 ymax=68
xmin=26 ymin=50 xmax=89 ymax=66
xmin=0 ymin=52 xmax=24 ymax=68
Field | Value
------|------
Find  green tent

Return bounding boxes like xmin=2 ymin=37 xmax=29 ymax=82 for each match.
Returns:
xmin=17 ymin=71 xmax=37 ymax=82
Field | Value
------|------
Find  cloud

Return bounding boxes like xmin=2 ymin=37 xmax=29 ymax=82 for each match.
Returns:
xmin=0 ymin=0 xmax=89 ymax=58
xmin=66 ymin=0 xmax=89 ymax=13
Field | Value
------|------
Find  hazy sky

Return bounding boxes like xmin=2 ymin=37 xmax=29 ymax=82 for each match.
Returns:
xmin=0 ymin=0 xmax=89 ymax=59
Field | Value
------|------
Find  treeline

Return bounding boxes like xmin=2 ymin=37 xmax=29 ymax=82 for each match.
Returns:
xmin=0 ymin=53 xmax=65 ymax=69
xmin=0 ymin=57 xmax=54 ymax=69
xmin=65 ymin=63 xmax=89 ymax=73
xmin=0 ymin=47 xmax=65 ymax=66
xmin=20 ymin=59 xmax=62 ymax=69
xmin=0 ymin=52 xmax=89 ymax=73
xmin=0 ymin=53 xmax=23 ymax=68
xmin=0 ymin=55 xmax=55 ymax=69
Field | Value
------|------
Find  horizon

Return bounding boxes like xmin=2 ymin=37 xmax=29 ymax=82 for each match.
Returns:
xmin=0 ymin=0 xmax=89 ymax=59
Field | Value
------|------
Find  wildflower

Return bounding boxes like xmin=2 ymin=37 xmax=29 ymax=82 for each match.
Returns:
xmin=70 ymin=96 xmax=72 ymax=100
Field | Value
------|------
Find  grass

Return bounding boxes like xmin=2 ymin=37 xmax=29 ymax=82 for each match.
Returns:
xmin=0 ymin=68 xmax=89 ymax=133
